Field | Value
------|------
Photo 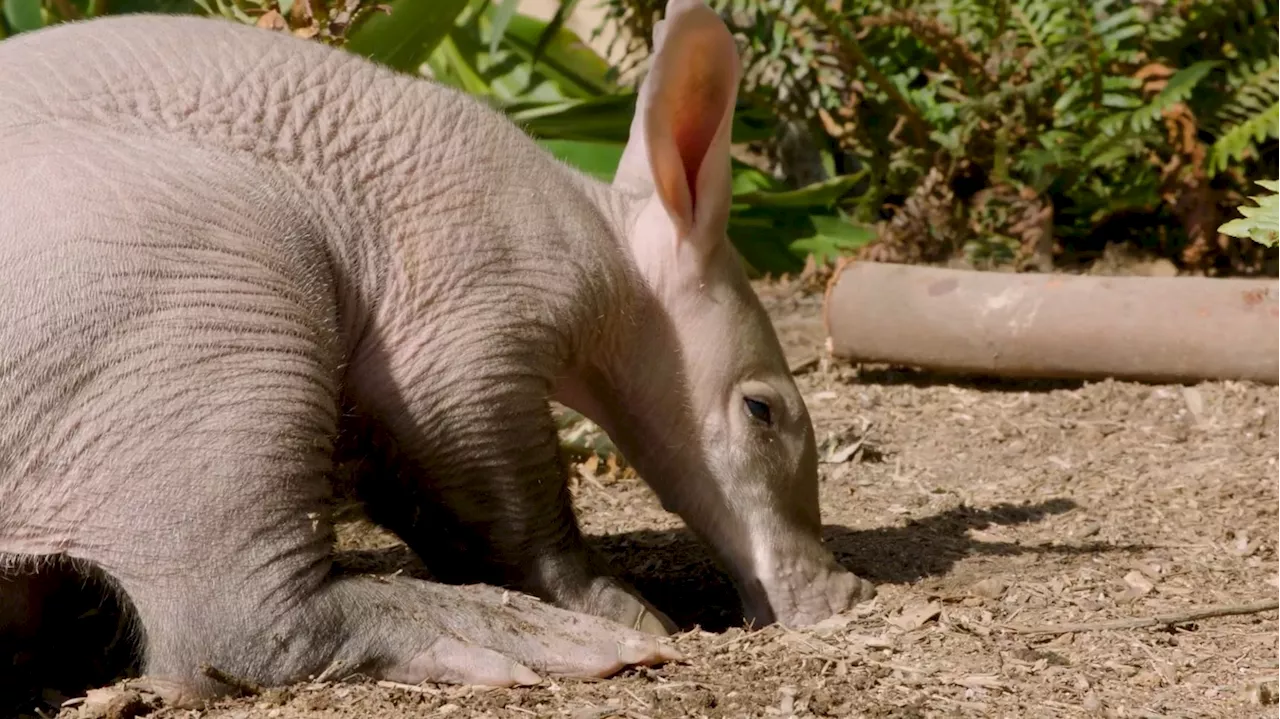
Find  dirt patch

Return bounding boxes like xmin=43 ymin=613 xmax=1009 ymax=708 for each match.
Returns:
xmin=35 ymin=275 xmax=1280 ymax=719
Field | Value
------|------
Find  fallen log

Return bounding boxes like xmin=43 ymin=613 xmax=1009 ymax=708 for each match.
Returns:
xmin=823 ymin=262 xmax=1279 ymax=384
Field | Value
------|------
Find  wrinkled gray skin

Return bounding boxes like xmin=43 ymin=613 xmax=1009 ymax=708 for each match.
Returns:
xmin=0 ymin=0 xmax=873 ymax=704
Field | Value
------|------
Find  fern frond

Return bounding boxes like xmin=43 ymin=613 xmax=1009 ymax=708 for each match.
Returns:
xmin=1010 ymin=0 xmax=1075 ymax=50
xmin=1089 ymin=0 xmax=1144 ymax=52
xmin=932 ymin=0 xmax=1005 ymax=47
xmin=1219 ymin=179 xmax=1279 ymax=247
xmin=1151 ymin=0 xmax=1278 ymax=57
xmin=1209 ymin=56 xmax=1280 ymax=131
xmin=1208 ymin=100 xmax=1280 ymax=175
xmin=1124 ymin=60 xmax=1220 ymax=134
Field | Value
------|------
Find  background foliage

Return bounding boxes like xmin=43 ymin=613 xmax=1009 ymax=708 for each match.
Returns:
xmin=598 ymin=0 xmax=1279 ymax=274
xmin=2 ymin=0 xmax=1276 ymax=276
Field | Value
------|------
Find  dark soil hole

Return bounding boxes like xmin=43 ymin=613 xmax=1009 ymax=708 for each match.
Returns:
xmin=0 ymin=560 xmax=140 ymax=718
xmin=589 ymin=530 xmax=744 ymax=633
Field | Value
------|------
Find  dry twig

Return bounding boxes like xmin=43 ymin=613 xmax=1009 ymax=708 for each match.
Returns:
xmin=200 ymin=663 xmax=263 ymax=696
xmin=375 ymin=680 xmax=441 ymax=695
xmin=1000 ymin=599 xmax=1279 ymax=636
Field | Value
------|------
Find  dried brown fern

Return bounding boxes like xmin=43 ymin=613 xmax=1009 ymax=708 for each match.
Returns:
xmin=858 ymin=167 xmax=964 ymax=264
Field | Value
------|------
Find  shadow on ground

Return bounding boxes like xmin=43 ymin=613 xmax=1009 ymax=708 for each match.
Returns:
xmin=593 ymin=498 xmax=1151 ymax=632
xmin=851 ymin=367 xmax=1090 ymax=393
xmin=849 ymin=366 xmax=1213 ymax=391
xmin=337 ymin=498 xmax=1149 ymax=634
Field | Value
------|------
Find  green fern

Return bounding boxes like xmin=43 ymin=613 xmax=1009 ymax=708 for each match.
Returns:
xmin=1206 ymin=57 xmax=1280 ymax=175
xmin=1219 ymin=180 xmax=1279 ymax=247
xmin=1210 ymin=58 xmax=1278 ymax=128
xmin=1151 ymin=0 xmax=1276 ymax=56
xmin=595 ymin=0 xmax=1277 ymax=269
xmin=1210 ymin=101 xmax=1280 ymax=175
xmin=1126 ymin=61 xmax=1221 ymax=134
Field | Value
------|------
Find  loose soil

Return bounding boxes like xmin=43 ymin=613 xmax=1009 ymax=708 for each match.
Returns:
xmin=26 ymin=274 xmax=1280 ymax=719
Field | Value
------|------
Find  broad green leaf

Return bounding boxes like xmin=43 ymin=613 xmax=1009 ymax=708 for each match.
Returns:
xmin=727 ymin=210 xmax=813 ymax=275
xmin=345 ymin=0 xmax=470 ymax=74
xmin=733 ymin=173 xmax=864 ymax=208
xmin=729 ymin=103 xmax=778 ymax=143
xmin=505 ymin=93 xmax=774 ymax=145
xmin=425 ymin=6 xmax=614 ymax=104
xmin=427 ymin=35 xmax=495 ymax=97
xmin=731 ymin=165 xmax=783 ymax=195
xmin=727 ymin=203 xmax=877 ymax=275
xmin=430 ymin=2 xmax=776 ymax=142
xmin=538 ymin=139 xmax=624 ymax=181
xmin=530 ymin=0 xmax=581 ymax=64
xmin=505 ymin=95 xmax=638 ymax=142
xmin=789 ymin=215 xmax=877 ymax=264
xmin=493 ymin=12 xmax=618 ymax=98
xmin=3 ymin=0 xmax=47 ymax=33
xmin=487 ymin=0 xmax=519 ymax=55
xmin=426 ymin=15 xmax=555 ymax=103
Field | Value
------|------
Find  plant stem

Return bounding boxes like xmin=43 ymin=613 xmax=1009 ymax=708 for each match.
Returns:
xmin=799 ymin=0 xmax=930 ymax=148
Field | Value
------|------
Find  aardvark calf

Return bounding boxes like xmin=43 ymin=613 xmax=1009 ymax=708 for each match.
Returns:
xmin=0 ymin=0 xmax=875 ymax=702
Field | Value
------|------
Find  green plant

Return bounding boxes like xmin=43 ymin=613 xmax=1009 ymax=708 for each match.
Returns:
xmin=596 ymin=0 xmax=1278 ymax=274
xmin=1220 ymin=180 xmax=1279 ymax=247
xmin=410 ymin=0 xmax=874 ymax=274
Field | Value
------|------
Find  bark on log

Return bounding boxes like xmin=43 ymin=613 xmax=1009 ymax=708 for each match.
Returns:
xmin=823 ymin=262 xmax=1279 ymax=384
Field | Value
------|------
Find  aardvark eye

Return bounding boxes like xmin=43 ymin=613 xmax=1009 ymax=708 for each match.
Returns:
xmin=743 ymin=396 xmax=772 ymax=425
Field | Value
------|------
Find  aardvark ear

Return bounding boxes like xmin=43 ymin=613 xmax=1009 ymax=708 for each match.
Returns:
xmin=613 ymin=0 xmax=742 ymax=249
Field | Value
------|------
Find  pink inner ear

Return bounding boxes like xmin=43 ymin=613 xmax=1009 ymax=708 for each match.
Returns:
xmin=671 ymin=67 xmax=728 ymax=210
xmin=645 ymin=12 xmax=738 ymax=231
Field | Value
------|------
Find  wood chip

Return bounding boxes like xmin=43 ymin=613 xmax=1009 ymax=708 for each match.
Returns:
xmin=823 ymin=437 xmax=866 ymax=463
xmin=886 ymin=600 xmax=942 ymax=631
xmin=970 ymin=577 xmax=1009 ymax=600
